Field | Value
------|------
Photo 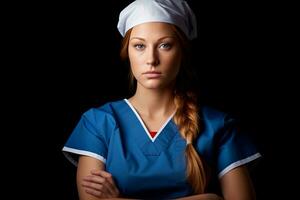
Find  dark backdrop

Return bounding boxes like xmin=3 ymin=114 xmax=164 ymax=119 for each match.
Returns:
xmin=8 ymin=0 xmax=295 ymax=199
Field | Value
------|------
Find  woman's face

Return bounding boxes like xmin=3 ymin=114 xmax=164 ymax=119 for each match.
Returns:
xmin=128 ymin=22 xmax=182 ymax=90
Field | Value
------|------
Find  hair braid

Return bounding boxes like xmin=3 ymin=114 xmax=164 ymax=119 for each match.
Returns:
xmin=173 ymin=92 xmax=206 ymax=194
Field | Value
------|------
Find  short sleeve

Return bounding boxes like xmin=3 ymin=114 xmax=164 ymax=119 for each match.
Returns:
xmin=216 ymin=115 xmax=261 ymax=178
xmin=62 ymin=109 xmax=114 ymax=166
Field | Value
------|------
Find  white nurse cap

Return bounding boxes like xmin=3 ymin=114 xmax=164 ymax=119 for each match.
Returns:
xmin=117 ymin=0 xmax=197 ymax=40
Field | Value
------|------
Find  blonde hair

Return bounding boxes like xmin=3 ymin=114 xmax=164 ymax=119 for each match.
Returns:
xmin=120 ymin=26 xmax=206 ymax=194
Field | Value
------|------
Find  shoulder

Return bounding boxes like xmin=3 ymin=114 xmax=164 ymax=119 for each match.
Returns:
xmin=200 ymin=106 xmax=231 ymax=129
xmin=82 ymin=99 xmax=125 ymax=129
xmin=200 ymin=106 xmax=226 ymax=121
xmin=83 ymin=99 xmax=125 ymax=116
xmin=199 ymin=105 xmax=240 ymax=140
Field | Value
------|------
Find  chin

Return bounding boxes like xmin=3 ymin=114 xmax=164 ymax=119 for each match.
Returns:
xmin=145 ymin=83 xmax=171 ymax=90
xmin=145 ymin=85 xmax=161 ymax=89
xmin=140 ymin=79 xmax=173 ymax=90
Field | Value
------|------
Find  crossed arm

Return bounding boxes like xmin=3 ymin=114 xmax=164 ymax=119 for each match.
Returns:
xmin=76 ymin=156 xmax=255 ymax=200
xmin=77 ymin=156 xmax=120 ymax=200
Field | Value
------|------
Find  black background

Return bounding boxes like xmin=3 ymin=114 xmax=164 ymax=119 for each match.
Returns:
xmin=5 ymin=0 xmax=296 ymax=199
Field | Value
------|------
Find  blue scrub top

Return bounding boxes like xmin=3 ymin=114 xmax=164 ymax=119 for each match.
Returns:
xmin=62 ymin=99 xmax=261 ymax=199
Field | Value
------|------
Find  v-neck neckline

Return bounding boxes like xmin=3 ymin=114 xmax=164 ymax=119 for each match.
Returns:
xmin=124 ymin=99 xmax=176 ymax=142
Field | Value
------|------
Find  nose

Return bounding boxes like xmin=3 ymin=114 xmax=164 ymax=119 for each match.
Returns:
xmin=146 ymin=46 xmax=159 ymax=66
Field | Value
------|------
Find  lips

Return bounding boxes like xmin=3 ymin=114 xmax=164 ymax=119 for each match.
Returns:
xmin=143 ymin=71 xmax=162 ymax=78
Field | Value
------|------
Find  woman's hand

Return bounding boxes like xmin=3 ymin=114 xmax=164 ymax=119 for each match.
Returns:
xmin=81 ymin=169 xmax=120 ymax=198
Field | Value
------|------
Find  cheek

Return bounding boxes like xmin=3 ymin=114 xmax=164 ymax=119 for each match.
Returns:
xmin=129 ymin=49 xmax=142 ymax=67
xmin=128 ymin=51 xmax=141 ymax=79
xmin=168 ymin=65 xmax=180 ymax=81
xmin=165 ymin=51 xmax=182 ymax=74
xmin=128 ymin=50 xmax=138 ymax=71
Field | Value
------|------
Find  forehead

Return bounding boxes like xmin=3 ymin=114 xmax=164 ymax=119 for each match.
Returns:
xmin=130 ymin=22 xmax=176 ymax=39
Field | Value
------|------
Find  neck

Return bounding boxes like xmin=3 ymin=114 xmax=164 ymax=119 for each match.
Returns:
xmin=129 ymin=86 xmax=176 ymax=118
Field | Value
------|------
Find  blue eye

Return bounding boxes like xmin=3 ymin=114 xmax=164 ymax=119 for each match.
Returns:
xmin=159 ymin=43 xmax=171 ymax=49
xmin=134 ymin=44 xmax=145 ymax=50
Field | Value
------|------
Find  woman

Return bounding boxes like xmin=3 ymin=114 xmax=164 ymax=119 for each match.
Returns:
xmin=62 ymin=0 xmax=261 ymax=199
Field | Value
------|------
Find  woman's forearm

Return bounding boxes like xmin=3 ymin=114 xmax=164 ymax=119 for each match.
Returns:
xmin=176 ymin=193 xmax=223 ymax=200
xmin=99 ymin=193 xmax=223 ymax=200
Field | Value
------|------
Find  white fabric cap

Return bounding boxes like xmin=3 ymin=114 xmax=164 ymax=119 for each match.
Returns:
xmin=117 ymin=0 xmax=197 ymax=40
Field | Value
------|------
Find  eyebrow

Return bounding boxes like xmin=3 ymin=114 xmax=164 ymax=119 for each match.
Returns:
xmin=130 ymin=36 xmax=176 ymax=41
